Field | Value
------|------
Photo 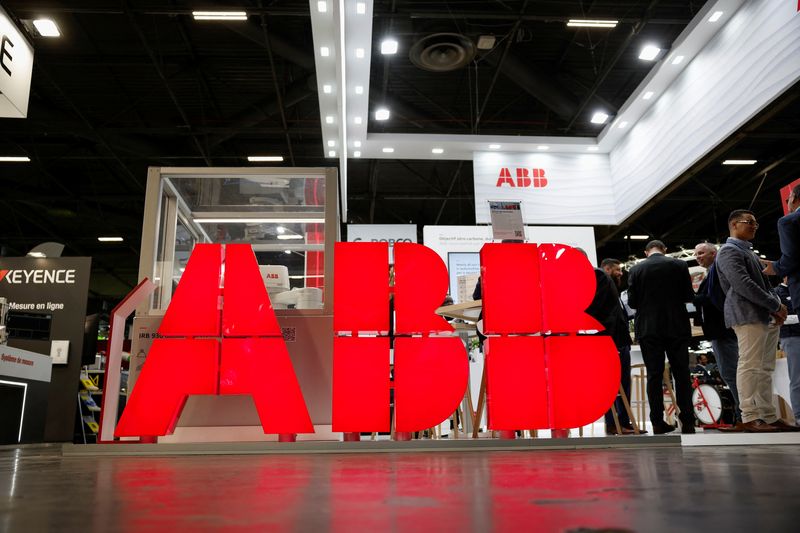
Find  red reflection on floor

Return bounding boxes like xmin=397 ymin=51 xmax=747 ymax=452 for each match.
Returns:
xmin=102 ymin=451 xmax=635 ymax=533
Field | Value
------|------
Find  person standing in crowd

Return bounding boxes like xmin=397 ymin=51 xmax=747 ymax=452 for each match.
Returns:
xmin=715 ymin=210 xmax=798 ymax=432
xmin=693 ymin=242 xmax=742 ymax=426
xmin=775 ymin=278 xmax=800 ymax=424
xmin=587 ymin=258 xmax=644 ymax=435
xmin=763 ymin=184 xmax=800 ymax=424
xmin=627 ymin=240 xmax=696 ymax=434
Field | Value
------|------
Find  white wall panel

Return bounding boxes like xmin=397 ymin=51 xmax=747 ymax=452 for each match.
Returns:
xmin=473 ymin=151 xmax=615 ymax=224
xmin=611 ymin=0 xmax=800 ymax=222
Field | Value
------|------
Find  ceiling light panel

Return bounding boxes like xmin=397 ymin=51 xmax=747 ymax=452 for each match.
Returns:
xmin=639 ymin=44 xmax=661 ymax=61
xmin=566 ymin=19 xmax=618 ymax=28
xmin=33 ymin=19 xmax=60 ymax=37
xmin=192 ymin=11 xmax=247 ymax=21
xmin=381 ymin=39 xmax=398 ymax=55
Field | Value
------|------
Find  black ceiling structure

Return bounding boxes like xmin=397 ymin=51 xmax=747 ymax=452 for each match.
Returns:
xmin=1 ymin=0 xmax=798 ymax=301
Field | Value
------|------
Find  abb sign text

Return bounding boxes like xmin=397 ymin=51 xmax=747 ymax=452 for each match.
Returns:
xmin=116 ymin=242 xmax=619 ymax=438
xmin=496 ymin=167 xmax=548 ymax=188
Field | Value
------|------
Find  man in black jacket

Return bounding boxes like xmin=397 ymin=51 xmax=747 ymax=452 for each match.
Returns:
xmin=628 ymin=240 xmax=696 ymax=434
xmin=693 ymin=242 xmax=741 ymax=424
xmin=587 ymin=258 xmax=643 ymax=435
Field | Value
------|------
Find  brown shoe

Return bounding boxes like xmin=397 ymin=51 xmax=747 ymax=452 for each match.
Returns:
xmin=768 ymin=419 xmax=800 ymax=432
xmin=622 ymin=424 xmax=648 ymax=435
xmin=717 ymin=422 xmax=745 ymax=432
xmin=741 ymin=419 xmax=778 ymax=433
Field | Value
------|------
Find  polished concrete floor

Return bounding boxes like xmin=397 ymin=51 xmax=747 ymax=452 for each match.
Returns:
xmin=2 ymin=444 xmax=799 ymax=532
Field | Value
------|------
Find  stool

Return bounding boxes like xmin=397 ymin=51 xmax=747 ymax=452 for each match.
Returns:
xmin=630 ymin=363 xmax=647 ymax=432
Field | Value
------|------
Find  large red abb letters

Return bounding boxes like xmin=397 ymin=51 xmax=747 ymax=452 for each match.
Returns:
xmin=115 ymin=244 xmax=313 ymax=437
xmin=115 ymin=241 xmax=618 ymax=438
xmin=480 ymin=243 xmax=619 ymax=429
xmin=333 ymin=242 xmax=469 ymax=432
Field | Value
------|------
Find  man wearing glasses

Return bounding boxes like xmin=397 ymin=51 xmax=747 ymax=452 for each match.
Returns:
xmin=763 ymin=184 xmax=800 ymax=425
xmin=716 ymin=209 xmax=796 ymax=432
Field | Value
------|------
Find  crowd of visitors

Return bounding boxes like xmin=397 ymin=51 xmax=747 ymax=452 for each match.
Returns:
xmin=594 ymin=185 xmax=800 ymax=434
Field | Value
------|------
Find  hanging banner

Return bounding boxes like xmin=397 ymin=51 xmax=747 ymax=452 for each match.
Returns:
xmin=0 ymin=5 xmax=34 ymax=118
xmin=780 ymin=178 xmax=800 ymax=215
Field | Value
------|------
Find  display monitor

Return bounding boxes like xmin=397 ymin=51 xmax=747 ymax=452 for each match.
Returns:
xmin=447 ymin=252 xmax=481 ymax=304
xmin=5 ymin=311 xmax=52 ymax=341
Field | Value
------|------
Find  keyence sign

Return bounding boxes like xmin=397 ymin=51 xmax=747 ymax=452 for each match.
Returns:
xmin=116 ymin=243 xmax=619 ymax=439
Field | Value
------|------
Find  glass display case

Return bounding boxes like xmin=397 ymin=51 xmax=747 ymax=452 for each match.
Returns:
xmin=137 ymin=167 xmax=339 ymax=315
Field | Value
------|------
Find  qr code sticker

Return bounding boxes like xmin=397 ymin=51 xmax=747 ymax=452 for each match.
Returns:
xmin=282 ymin=327 xmax=296 ymax=343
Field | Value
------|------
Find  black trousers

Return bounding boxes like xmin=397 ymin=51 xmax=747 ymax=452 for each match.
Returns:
xmin=639 ymin=335 xmax=693 ymax=426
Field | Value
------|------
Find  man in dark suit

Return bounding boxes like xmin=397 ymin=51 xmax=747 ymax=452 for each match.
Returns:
xmin=586 ymin=258 xmax=643 ymax=435
xmin=764 ymin=184 xmax=800 ymax=425
xmin=627 ymin=240 xmax=696 ymax=434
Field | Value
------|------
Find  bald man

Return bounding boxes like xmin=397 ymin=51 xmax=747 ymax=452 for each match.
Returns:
xmin=694 ymin=242 xmax=741 ymax=424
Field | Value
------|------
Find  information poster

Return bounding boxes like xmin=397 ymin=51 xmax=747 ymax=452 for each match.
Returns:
xmin=489 ymin=201 xmax=525 ymax=241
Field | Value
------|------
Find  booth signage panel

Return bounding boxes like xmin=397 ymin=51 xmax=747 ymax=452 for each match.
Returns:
xmin=0 ymin=5 xmax=34 ymax=118
xmin=473 ymin=151 xmax=615 ymax=225
xmin=0 ymin=257 xmax=91 ymax=441
xmin=0 ymin=345 xmax=52 ymax=382
xmin=347 ymin=224 xmax=417 ymax=263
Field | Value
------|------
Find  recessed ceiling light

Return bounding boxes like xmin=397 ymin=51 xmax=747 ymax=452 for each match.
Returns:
xmin=328 ymin=150 xmax=336 ymax=157
xmin=356 ymin=2 xmax=366 ymax=15
xmin=375 ymin=108 xmax=390 ymax=121
xmin=590 ymin=111 xmax=609 ymax=124
xmin=353 ymin=151 xmax=361 ymax=157
xmin=432 ymin=148 xmax=444 ymax=154
xmin=489 ymin=144 xmax=501 ymax=150
xmin=381 ymin=39 xmax=398 ymax=55
xmin=354 ymin=140 xmax=362 ymax=148
xmin=192 ymin=11 xmax=247 ymax=21
xmin=325 ymin=115 xmax=335 ymax=124
xmin=566 ymin=19 xmax=618 ymax=28
xmin=355 ymin=48 xmax=365 ymax=58
xmin=327 ymin=140 xmax=336 ymax=147
xmin=628 ymin=235 xmax=650 ymax=240
xmin=354 ymin=85 xmax=364 ymax=95
xmin=708 ymin=11 xmax=723 ymax=22
xmin=643 ymin=91 xmax=654 ymax=100
xmin=382 ymin=147 xmax=394 ymax=153
xmin=284 ymin=250 xmax=292 ymax=255
xmin=722 ymin=159 xmax=757 ymax=165
xmin=617 ymin=121 xmax=629 ymax=129
xmin=639 ymin=44 xmax=661 ymax=61
xmin=0 ymin=156 xmax=31 ymax=162
xmin=671 ymin=55 xmax=685 ymax=65
xmin=587 ymin=146 xmax=599 ymax=151
xmin=33 ymin=19 xmax=60 ymax=37
xmin=247 ymin=156 xmax=284 ymax=162
xmin=323 ymin=84 xmax=332 ymax=94
xmin=98 ymin=237 xmax=124 ymax=242
xmin=354 ymin=116 xmax=363 ymax=124
xmin=537 ymin=145 xmax=550 ymax=150
xmin=320 ymin=46 xmax=330 ymax=57
xmin=317 ymin=1 xmax=328 ymax=13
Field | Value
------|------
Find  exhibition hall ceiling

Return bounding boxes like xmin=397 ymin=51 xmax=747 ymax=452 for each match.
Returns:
xmin=0 ymin=0 xmax=798 ymax=298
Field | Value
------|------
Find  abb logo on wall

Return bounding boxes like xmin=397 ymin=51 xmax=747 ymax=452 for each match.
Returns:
xmin=116 ymin=242 xmax=619 ymax=438
xmin=496 ymin=167 xmax=548 ymax=188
